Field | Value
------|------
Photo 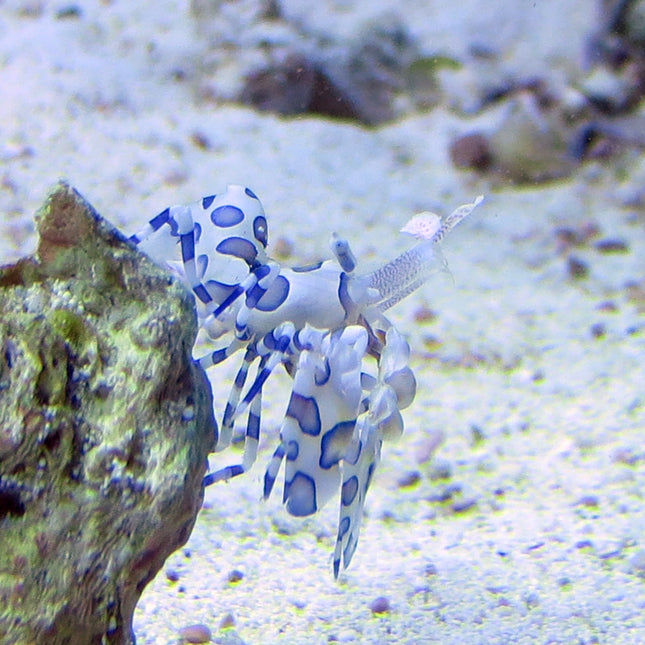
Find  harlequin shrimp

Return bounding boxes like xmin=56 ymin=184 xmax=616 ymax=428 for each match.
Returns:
xmin=129 ymin=185 xmax=482 ymax=576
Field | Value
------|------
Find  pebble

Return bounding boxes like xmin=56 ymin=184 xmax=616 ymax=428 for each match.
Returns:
xmin=397 ymin=470 xmax=421 ymax=488
xmin=449 ymin=132 xmax=492 ymax=170
xmin=567 ymin=255 xmax=589 ymax=279
xmin=523 ymin=591 xmax=540 ymax=609
xmin=590 ymin=322 xmax=606 ymax=339
xmin=219 ymin=613 xmax=236 ymax=629
xmin=165 ymin=568 xmax=180 ymax=583
xmin=451 ymin=497 xmax=478 ymax=514
xmin=486 ymin=93 xmax=573 ymax=182
xmin=369 ymin=596 xmax=391 ymax=615
xmin=426 ymin=458 xmax=453 ymax=481
xmin=178 ymin=623 xmax=212 ymax=644
xmin=227 ymin=569 xmax=245 ymax=584
xmin=594 ymin=238 xmax=629 ymax=254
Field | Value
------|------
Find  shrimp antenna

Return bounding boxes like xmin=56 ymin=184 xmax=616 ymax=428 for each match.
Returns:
xmin=361 ymin=195 xmax=483 ymax=312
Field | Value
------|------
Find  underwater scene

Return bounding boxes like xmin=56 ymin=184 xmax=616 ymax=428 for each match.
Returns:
xmin=0 ymin=1 xmax=644 ymax=644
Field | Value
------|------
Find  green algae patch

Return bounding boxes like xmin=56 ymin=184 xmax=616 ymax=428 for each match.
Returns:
xmin=0 ymin=183 xmax=216 ymax=645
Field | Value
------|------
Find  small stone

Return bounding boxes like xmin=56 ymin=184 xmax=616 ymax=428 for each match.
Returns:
xmin=190 ymin=131 xmax=212 ymax=150
xmin=611 ymin=446 xmax=642 ymax=465
xmin=567 ymin=255 xmax=589 ymax=279
xmin=424 ymin=563 xmax=438 ymax=577
xmin=451 ymin=497 xmax=477 ymax=514
xmin=594 ymin=238 xmax=629 ymax=254
xmin=524 ymin=591 xmax=540 ymax=609
xmin=413 ymin=306 xmax=437 ymax=323
xmin=487 ymin=93 xmax=574 ymax=182
xmin=55 ymin=5 xmax=82 ymax=19
xmin=596 ymin=300 xmax=618 ymax=312
xmin=422 ymin=334 xmax=442 ymax=352
xmin=590 ymin=322 xmax=606 ymax=339
xmin=397 ymin=471 xmax=421 ymax=488
xmin=219 ymin=613 xmax=236 ymax=629
xmin=227 ymin=569 xmax=244 ymax=584
xmin=166 ymin=569 xmax=180 ymax=583
xmin=427 ymin=458 xmax=452 ymax=481
xmin=449 ymin=133 xmax=491 ymax=170
xmin=369 ymin=596 xmax=391 ymax=614
xmin=576 ymin=495 xmax=600 ymax=508
xmin=179 ymin=623 xmax=212 ymax=643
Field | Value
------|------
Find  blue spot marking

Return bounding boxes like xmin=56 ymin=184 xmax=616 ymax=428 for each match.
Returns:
xmin=211 ymin=205 xmax=244 ymax=227
xmin=245 ymin=187 xmax=258 ymax=199
xmin=216 ymin=237 xmax=257 ymax=263
xmin=338 ymin=271 xmax=354 ymax=319
xmin=180 ymin=233 xmax=195 ymax=262
xmin=262 ymin=332 xmax=278 ymax=351
xmin=341 ymin=476 xmax=359 ymax=507
xmin=149 ymin=207 xmax=170 ymax=231
xmin=344 ymin=437 xmax=362 ymax=466
xmin=241 ymin=364 xmax=272 ymax=408
xmin=365 ymin=462 xmax=376 ymax=492
xmin=338 ymin=516 xmax=350 ymax=538
xmin=193 ymin=284 xmax=212 ymax=304
xmin=292 ymin=261 xmax=323 ymax=273
xmin=320 ymin=420 xmax=355 ymax=469
xmin=285 ymin=439 xmax=299 ymax=461
xmin=194 ymin=222 xmax=202 ymax=243
xmin=247 ymin=412 xmax=260 ymax=441
xmin=284 ymin=472 xmax=317 ymax=516
xmin=223 ymin=402 xmax=235 ymax=427
xmin=253 ymin=215 xmax=268 ymax=247
xmin=292 ymin=330 xmax=307 ymax=352
xmin=210 ymin=348 xmax=229 ymax=365
xmin=197 ymin=254 xmax=209 ymax=278
xmin=212 ymin=284 xmax=244 ymax=317
xmin=255 ymin=264 xmax=271 ymax=279
xmin=286 ymin=393 xmax=321 ymax=436
xmin=234 ymin=367 xmax=247 ymax=389
xmin=202 ymin=195 xmax=215 ymax=210
xmin=314 ymin=358 xmax=331 ymax=386
xmin=256 ymin=275 xmax=289 ymax=312
xmin=246 ymin=282 xmax=266 ymax=309
xmin=343 ymin=536 xmax=357 ymax=567
xmin=203 ymin=464 xmax=244 ymax=486
xmin=263 ymin=445 xmax=285 ymax=498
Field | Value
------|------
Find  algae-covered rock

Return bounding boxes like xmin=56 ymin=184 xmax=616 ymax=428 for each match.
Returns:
xmin=0 ymin=183 xmax=216 ymax=645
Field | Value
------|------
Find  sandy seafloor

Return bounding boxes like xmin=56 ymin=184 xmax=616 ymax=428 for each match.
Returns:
xmin=1 ymin=1 xmax=644 ymax=644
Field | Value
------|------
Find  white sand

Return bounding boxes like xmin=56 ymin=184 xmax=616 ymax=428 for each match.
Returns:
xmin=1 ymin=2 xmax=644 ymax=644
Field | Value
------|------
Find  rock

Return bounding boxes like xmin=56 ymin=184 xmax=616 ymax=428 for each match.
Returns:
xmin=238 ymin=15 xmax=420 ymax=125
xmin=239 ymin=53 xmax=360 ymax=122
xmin=487 ymin=92 xmax=575 ymax=183
xmin=178 ymin=623 xmax=212 ymax=643
xmin=0 ymin=183 xmax=216 ymax=645
xmin=449 ymin=132 xmax=492 ymax=170
xmin=369 ymin=596 xmax=391 ymax=614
